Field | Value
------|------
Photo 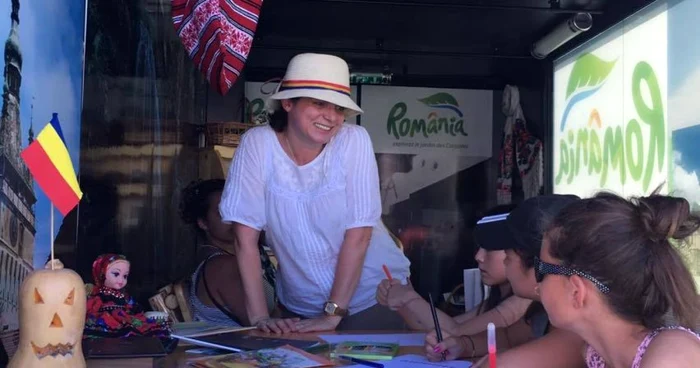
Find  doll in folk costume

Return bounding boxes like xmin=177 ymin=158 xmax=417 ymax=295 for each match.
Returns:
xmin=84 ymin=254 xmax=170 ymax=338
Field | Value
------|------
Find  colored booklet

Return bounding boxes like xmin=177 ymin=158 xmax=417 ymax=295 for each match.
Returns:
xmin=187 ymin=344 xmax=334 ymax=368
xmin=330 ymin=341 xmax=399 ymax=361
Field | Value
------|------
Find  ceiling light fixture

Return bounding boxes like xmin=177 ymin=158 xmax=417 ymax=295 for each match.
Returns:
xmin=531 ymin=12 xmax=593 ymax=59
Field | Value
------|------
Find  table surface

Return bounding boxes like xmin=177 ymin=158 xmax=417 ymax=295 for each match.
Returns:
xmin=86 ymin=330 xmax=429 ymax=368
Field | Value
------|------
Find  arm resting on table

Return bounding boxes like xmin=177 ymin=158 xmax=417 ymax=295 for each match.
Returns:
xmin=233 ymin=223 xmax=268 ymax=325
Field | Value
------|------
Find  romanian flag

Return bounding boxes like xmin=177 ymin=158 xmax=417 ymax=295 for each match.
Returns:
xmin=20 ymin=113 xmax=82 ymax=216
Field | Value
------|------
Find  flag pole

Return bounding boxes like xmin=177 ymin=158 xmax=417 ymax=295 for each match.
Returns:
xmin=50 ymin=203 xmax=54 ymax=270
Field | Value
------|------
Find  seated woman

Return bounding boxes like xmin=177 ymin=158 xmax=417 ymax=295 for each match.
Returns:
xmin=180 ymin=179 xmax=277 ymax=326
xmin=84 ymin=254 xmax=170 ymax=338
xmin=424 ymin=195 xmax=581 ymax=362
xmin=376 ymin=204 xmax=531 ymax=335
xmin=538 ymin=192 xmax=700 ymax=367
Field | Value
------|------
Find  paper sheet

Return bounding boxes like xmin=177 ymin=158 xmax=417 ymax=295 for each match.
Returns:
xmin=318 ymin=333 xmax=426 ymax=347
xmin=344 ymin=354 xmax=472 ymax=367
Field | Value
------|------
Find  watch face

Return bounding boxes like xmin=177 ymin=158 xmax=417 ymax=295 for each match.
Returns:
xmin=324 ymin=303 xmax=336 ymax=314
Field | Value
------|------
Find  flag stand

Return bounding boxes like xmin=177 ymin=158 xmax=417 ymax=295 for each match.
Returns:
xmin=50 ymin=203 xmax=54 ymax=270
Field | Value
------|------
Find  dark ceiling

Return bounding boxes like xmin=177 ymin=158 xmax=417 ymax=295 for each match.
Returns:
xmin=246 ymin=0 xmax=655 ymax=88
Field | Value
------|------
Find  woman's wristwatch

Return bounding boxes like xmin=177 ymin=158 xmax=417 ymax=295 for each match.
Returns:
xmin=323 ymin=301 xmax=348 ymax=317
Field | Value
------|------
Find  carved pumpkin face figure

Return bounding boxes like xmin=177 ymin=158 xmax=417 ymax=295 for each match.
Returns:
xmin=9 ymin=260 xmax=86 ymax=368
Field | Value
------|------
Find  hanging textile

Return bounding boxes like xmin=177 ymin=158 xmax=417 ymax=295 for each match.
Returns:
xmin=172 ymin=0 xmax=264 ymax=95
xmin=496 ymin=85 xmax=543 ymax=204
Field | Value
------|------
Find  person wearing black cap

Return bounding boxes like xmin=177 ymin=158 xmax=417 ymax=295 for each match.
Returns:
xmin=376 ymin=204 xmax=531 ymax=334
xmin=426 ymin=194 xmax=584 ymax=363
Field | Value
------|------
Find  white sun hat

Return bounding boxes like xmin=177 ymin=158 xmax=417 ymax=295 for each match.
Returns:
xmin=265 ymin=53 xmax=363 ymax=118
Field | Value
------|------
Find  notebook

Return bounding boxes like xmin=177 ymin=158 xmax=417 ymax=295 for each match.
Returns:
xmin=83 ymin=336 xmax=167 ymax=359
xmin=175 ymin=332 xmax=320 ymax=353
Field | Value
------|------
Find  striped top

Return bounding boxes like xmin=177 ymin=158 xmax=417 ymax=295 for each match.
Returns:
xmin=220 ymin=124 xmax=410 ymax=317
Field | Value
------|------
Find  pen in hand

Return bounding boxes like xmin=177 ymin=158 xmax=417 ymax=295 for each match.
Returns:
xmin=382 ymin=264 xmax=393 ymax=281
xmin=428 ymin=294 xmax=446 ymax=361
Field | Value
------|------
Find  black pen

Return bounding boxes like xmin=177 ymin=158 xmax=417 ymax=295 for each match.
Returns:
xmin=338 ymin=355 xmax=384 ymax=368
xmin=428 ymin=294 xmax=446 ymax=361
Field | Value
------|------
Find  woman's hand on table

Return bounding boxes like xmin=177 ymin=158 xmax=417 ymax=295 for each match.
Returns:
xmin=254 ymin=317 xmax=300 ymax=334
xmin=424 ymin=329 xmax=466 ymax=362
xmin=376 ymin=278 xmax=420 ymax=311
xmin=294 ymin=315 xmax=342 ymax=333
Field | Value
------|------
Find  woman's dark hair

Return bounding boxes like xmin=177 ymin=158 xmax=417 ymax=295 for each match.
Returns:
xmin=524 ymin=301 xmax=548 ymax=334
xmin=545 ymin=191 xmax=700 ymax=329
xmin=478 ymin=285 xmax=514 ymax=315
xmin=513 ymin=248 xmax=537 ymax=269
xmin=268 ymin=98 xmax=298 ymax=132
xmin=475 ymin=203 xmax=519 ymax=314
xmin=179 ymin=179 xmax=226 ymax=236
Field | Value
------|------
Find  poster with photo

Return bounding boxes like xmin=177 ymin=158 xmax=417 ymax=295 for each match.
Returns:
xmin=668 ymin=0 xmax=700 ymax=286
xmin=552 ymin=3 xmax=668 ymax=199
xmin=362 ymin=86 xmax=492 ymax=214
xmin=551 ymin=0 xmax=700 ymax=286
xmin=361 ymin=85 xmax=494 ymax=298
xmin=0 ymin=0 xmax=85 ymax=356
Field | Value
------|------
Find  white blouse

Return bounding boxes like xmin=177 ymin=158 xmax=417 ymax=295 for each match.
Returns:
xmin=220 ymin=123 xmax=411 ymax=317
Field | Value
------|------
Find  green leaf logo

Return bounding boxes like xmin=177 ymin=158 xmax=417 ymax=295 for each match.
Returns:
xmin=566 ymin=53 xmax=617 ymax=100
xmin=560 ymin=53 xmax=617 ymax=131
xmin=417 ymin=93 xmax=463 ymax=117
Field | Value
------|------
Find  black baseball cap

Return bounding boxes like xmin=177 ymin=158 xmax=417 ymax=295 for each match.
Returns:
xmin=474 ymin=194 xmax=580 ymax=252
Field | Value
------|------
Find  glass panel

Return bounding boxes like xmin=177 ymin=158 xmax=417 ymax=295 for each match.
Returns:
xmin=77 ymin=0 xmax=208 ymax=300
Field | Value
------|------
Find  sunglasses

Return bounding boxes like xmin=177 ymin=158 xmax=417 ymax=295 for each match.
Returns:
xmin=535 ymin=257 xmax=610 ymax=294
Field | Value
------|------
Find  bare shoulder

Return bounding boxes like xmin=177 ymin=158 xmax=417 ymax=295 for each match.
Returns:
xmin=499 ymin=295 xmax=533 ymax=310
xmin=640 ymin=329 xmax=700 ymax=368
xmin=205 ymin=254 xmax=240 ymax=279
xmin=206 ymin=253 xmax=237 ymax=266
xmin=497 ymin=328 xmax=587 ymax=368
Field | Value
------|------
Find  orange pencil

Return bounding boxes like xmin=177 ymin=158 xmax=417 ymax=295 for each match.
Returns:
xmin=382 ymin=264 xmax=393 ymax=280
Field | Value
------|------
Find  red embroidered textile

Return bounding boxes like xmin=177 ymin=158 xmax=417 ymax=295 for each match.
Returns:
xmin=172 ymin=0 xmax=263 ymax=95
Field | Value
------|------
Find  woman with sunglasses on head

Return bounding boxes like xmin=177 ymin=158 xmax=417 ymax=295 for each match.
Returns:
xmin=377 ymin=204 xmax=531 ymax=335
xmin=425 ymin=195 xmax=587 ymax=364
xmin=538 ymin=191 xmax=700 ymax=367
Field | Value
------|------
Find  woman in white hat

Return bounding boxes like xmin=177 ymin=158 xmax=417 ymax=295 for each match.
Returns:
xmin=220 ymin=53 xmax=411 ymax=332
